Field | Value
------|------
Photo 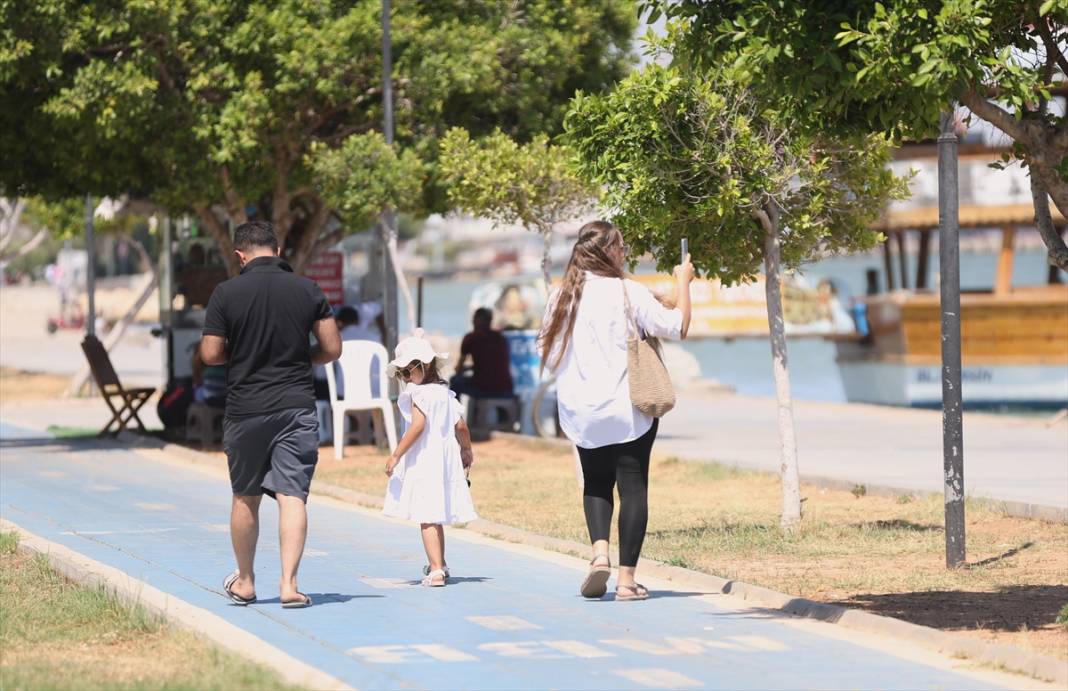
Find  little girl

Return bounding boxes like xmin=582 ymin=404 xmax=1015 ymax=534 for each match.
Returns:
xmin=383 ymin=330 xmax=478 ymax=587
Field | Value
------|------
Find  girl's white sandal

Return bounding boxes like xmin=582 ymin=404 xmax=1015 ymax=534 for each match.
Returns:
xmin=421 ymin=568 xmax=447 ymax=587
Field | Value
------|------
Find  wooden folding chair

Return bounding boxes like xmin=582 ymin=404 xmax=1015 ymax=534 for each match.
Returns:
xmin=80 ymin=334 xmax=156 ymax=437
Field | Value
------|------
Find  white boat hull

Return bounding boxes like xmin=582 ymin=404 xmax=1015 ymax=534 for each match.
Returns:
xmin=838 ymin=360 xmax=1068 ymax=408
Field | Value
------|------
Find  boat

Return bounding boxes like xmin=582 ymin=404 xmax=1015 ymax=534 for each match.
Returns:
xmin=833 ymin=145 xmax=1068 ymax=409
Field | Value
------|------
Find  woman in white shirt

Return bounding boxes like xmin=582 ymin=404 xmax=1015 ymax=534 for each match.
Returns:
xmin=539 ymin=220 xmax=693 ymax=601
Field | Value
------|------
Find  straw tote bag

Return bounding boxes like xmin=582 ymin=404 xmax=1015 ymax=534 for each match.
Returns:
xmin=621 ymin=280 xmax=675 ymax=417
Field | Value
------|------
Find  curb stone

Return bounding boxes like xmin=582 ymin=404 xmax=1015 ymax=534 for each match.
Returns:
xmin=488 ymin=432 xmax=1068 ymax=523
xmin=122 ymin=432 xmax=1067 ymax=687
xmin=0 ymin=518 xmax=353 ymax=691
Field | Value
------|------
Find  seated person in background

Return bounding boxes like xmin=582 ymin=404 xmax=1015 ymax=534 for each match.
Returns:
xmin=191 ymin=341 xmax=226 ymax=407
xmin=338 ymin=302 xmax=386 ymax=345
xmin=450 ymin=307 xmax=514 ymax=399
xmin=314 ymin=302 xmax=386 ymax=401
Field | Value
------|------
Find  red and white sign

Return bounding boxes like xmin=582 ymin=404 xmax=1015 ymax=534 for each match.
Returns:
xmin=303 ymin=251 xmax=344 ymax=305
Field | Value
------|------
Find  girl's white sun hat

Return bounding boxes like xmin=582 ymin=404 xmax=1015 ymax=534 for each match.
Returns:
xmin=386 ymin=328 xmax=450 ymax=378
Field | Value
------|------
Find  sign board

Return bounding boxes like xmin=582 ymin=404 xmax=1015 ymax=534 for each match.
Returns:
xmin=468 ymin=273 xmax=854 ymax=342
xmin=303 ymin=251 xmax=344 ymax=305
xmin=629 ymin=274 xmax=854 ymax=338
xmin=502 ymin=330 xmax=544 ymax=393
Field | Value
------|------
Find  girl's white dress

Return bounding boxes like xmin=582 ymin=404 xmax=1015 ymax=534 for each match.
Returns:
xmin=382 ymin=383 xmax=478 ymax=525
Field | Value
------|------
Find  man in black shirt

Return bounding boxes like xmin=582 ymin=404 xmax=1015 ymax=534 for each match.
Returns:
xmin=200 ymin=221 xmax=341 ymax=609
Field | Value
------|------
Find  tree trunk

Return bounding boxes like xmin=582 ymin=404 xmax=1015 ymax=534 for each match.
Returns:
xmin=755 ymin=204 xmax=802 ymax=531
xmin=959 ymin=91 xmax=1068 ymax=266
xmin=0 ymin=198 xmax=27 ymax=255
xmin=288 ymin=197 xmax=332 ymax=273
xmin=10 ymin=228 xmax=47 ymax=259
xmin=195 ymin=206 xmax=240 ymax=276
xmin=1030 ymin=168 xmax=1068 ymax=272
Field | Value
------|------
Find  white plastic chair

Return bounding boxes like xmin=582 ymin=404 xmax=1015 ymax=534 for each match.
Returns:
xmin=325 ymin=340 xmax=398 ymax=458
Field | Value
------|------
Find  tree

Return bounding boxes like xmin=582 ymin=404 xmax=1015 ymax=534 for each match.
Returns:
xmin=0 ymin=199 xmax=37 ymax=263
xmin=1 ymin=0 xmax=636 ymax=275
xmin=647 ymin=0 xmax=1068 ymax=270
xmin=1 ymin=197 xmax=87 ymax=273
xmin=565 ymin=64 xmax=907 ymax=529
xmin=438 ymin=128 xmax=596 ymax=286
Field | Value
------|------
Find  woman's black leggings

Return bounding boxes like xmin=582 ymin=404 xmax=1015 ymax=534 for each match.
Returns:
xmin=576 ymin=420 xmax=658 ymax=567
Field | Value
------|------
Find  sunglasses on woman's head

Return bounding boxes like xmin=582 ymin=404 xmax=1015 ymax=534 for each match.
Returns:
xmin=397 ymin=363 xmax=422 ymax=380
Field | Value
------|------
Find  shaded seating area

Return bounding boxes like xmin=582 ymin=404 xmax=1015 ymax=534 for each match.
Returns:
xmin=80 ymin=334 xmax=155 ymax=437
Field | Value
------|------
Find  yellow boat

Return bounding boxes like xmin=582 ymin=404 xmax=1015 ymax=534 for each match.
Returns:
xmin=834 ymin=146 xmax=1068 ymax=408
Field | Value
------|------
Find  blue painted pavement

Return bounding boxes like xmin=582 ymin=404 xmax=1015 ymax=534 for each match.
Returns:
xmin=0 ymin=421 xmax=1010 ymax=690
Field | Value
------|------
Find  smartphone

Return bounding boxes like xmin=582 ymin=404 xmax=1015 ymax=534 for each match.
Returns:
xmin=681 ymin=238 xmax=689 ymax=261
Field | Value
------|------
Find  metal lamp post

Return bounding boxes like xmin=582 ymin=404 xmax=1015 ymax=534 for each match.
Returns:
xmin=379 ymin=0 xmax=399 ymax=355
xmin=938 ymin=109 xmax=966 ymax=568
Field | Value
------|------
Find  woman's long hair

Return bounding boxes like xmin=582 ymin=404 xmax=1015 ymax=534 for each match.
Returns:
xmin=540 ymin=220 xmax=625 ymax=371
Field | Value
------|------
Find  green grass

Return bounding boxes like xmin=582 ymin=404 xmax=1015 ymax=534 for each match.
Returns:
xmin=0 ymin=531 xmax=17 ymax=554
xmin=45 ymin=425 xmax=100 ymax=439
xmin=0 ymin=532 xmax=298 ymax=691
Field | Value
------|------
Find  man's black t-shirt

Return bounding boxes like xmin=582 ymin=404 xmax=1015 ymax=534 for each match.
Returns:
xmin=203 ymin=256 xmax=332 ymax=418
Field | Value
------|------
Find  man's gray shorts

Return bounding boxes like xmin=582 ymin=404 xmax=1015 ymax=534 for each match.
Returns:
xmin=223 ymin=408 xmax=319 ymax=502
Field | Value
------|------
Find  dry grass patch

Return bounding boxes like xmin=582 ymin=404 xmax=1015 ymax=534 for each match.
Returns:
xmin=0 ymin=532 xmax=296 ymax=690
xmin=314 ymin=436 xmax=1068 ymax=661
xmin=0 ymin=367 xmax=70 ymax=403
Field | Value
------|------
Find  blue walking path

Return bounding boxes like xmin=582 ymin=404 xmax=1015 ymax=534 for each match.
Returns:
xmin=0 ymin=421 xmax=1013 ymax=690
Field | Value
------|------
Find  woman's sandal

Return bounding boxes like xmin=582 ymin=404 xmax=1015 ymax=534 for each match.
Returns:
xmin=580 ymin=555 xmax=612 ymax=598
xmin=421 ymin=568 xmax=447 ymax=587
xmin=423 ymin=564 xmax=450 ymax=578
xmin=615 ymin=583 xmax=650 ymax=601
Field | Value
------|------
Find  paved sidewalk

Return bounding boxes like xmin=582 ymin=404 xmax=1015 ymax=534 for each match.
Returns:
xmin=660 ymin=391 xmax=1068 ymax=510
xmin=0 ymin=421 xmax=1038 ymax=690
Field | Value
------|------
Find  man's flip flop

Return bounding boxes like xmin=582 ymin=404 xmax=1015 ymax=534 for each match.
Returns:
xmin=223 ymin=571 xmax=256 ymax=606
xmin=282 ymin=593 xmax=313 ymax=609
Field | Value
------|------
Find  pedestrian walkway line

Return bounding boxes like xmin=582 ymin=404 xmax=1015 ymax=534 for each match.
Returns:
xmin=615 ymin=668 xmax=703 ymax=688
xmin=466 ymin=615 xmax=541 ymax=631
xmin=1 ymin=428 xmax=1050 ymax=690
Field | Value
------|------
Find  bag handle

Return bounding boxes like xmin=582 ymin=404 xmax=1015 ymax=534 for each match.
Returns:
xmin=621 ymin=279 xmax=639 ymax=339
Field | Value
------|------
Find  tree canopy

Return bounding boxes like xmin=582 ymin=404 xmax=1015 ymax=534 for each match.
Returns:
xmin=564 ymin=64 xmax=906 ymax=284
xmin=1 ymin=0 xmax=636 ymax=274
xmin=438 ymin=128 xmax=595 ymax=284
xmin=645 ymin=0 xmax=1068 ymax=268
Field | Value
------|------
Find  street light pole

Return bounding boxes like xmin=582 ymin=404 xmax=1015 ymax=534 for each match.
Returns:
xmin=84 ymin=194 xmax=96 ymax=339
xmin=379 ymin=0 xmax=399 ymax=355
xmin=938 ymin=109 xmax=966 ymax=568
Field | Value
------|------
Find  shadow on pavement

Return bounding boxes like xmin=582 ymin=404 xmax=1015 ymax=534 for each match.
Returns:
xmin=0 ymin=437 xmax=105 ymax=451
xmin=252 ymin=593 xmax=383 ymax=605
xmin=399 ymin=576 xmax=493 ymax=586
xmin=833 ymin=583 xmax=1067 ymax=632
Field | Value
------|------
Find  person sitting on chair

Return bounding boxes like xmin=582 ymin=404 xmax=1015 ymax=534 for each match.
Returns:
xmin=450 ymin=307 xmax=513 ymax=400
xmin=192 ymin=341 xmax=227 ymax=408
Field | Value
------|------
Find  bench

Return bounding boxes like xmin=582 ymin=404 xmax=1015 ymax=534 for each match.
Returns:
xmin=467 ymin=396 xmax=521 ymax=441
xmin=80 ymin=334 xmax=156 ymax=437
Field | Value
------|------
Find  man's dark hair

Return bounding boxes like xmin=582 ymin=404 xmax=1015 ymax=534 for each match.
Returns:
xmin=336 ymin=306 xmax=359 ymax=327
xmin=473 ymin=307 xmax=493 ymax=329
xmin=233 ymin=221 xmax=279 ymax=252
